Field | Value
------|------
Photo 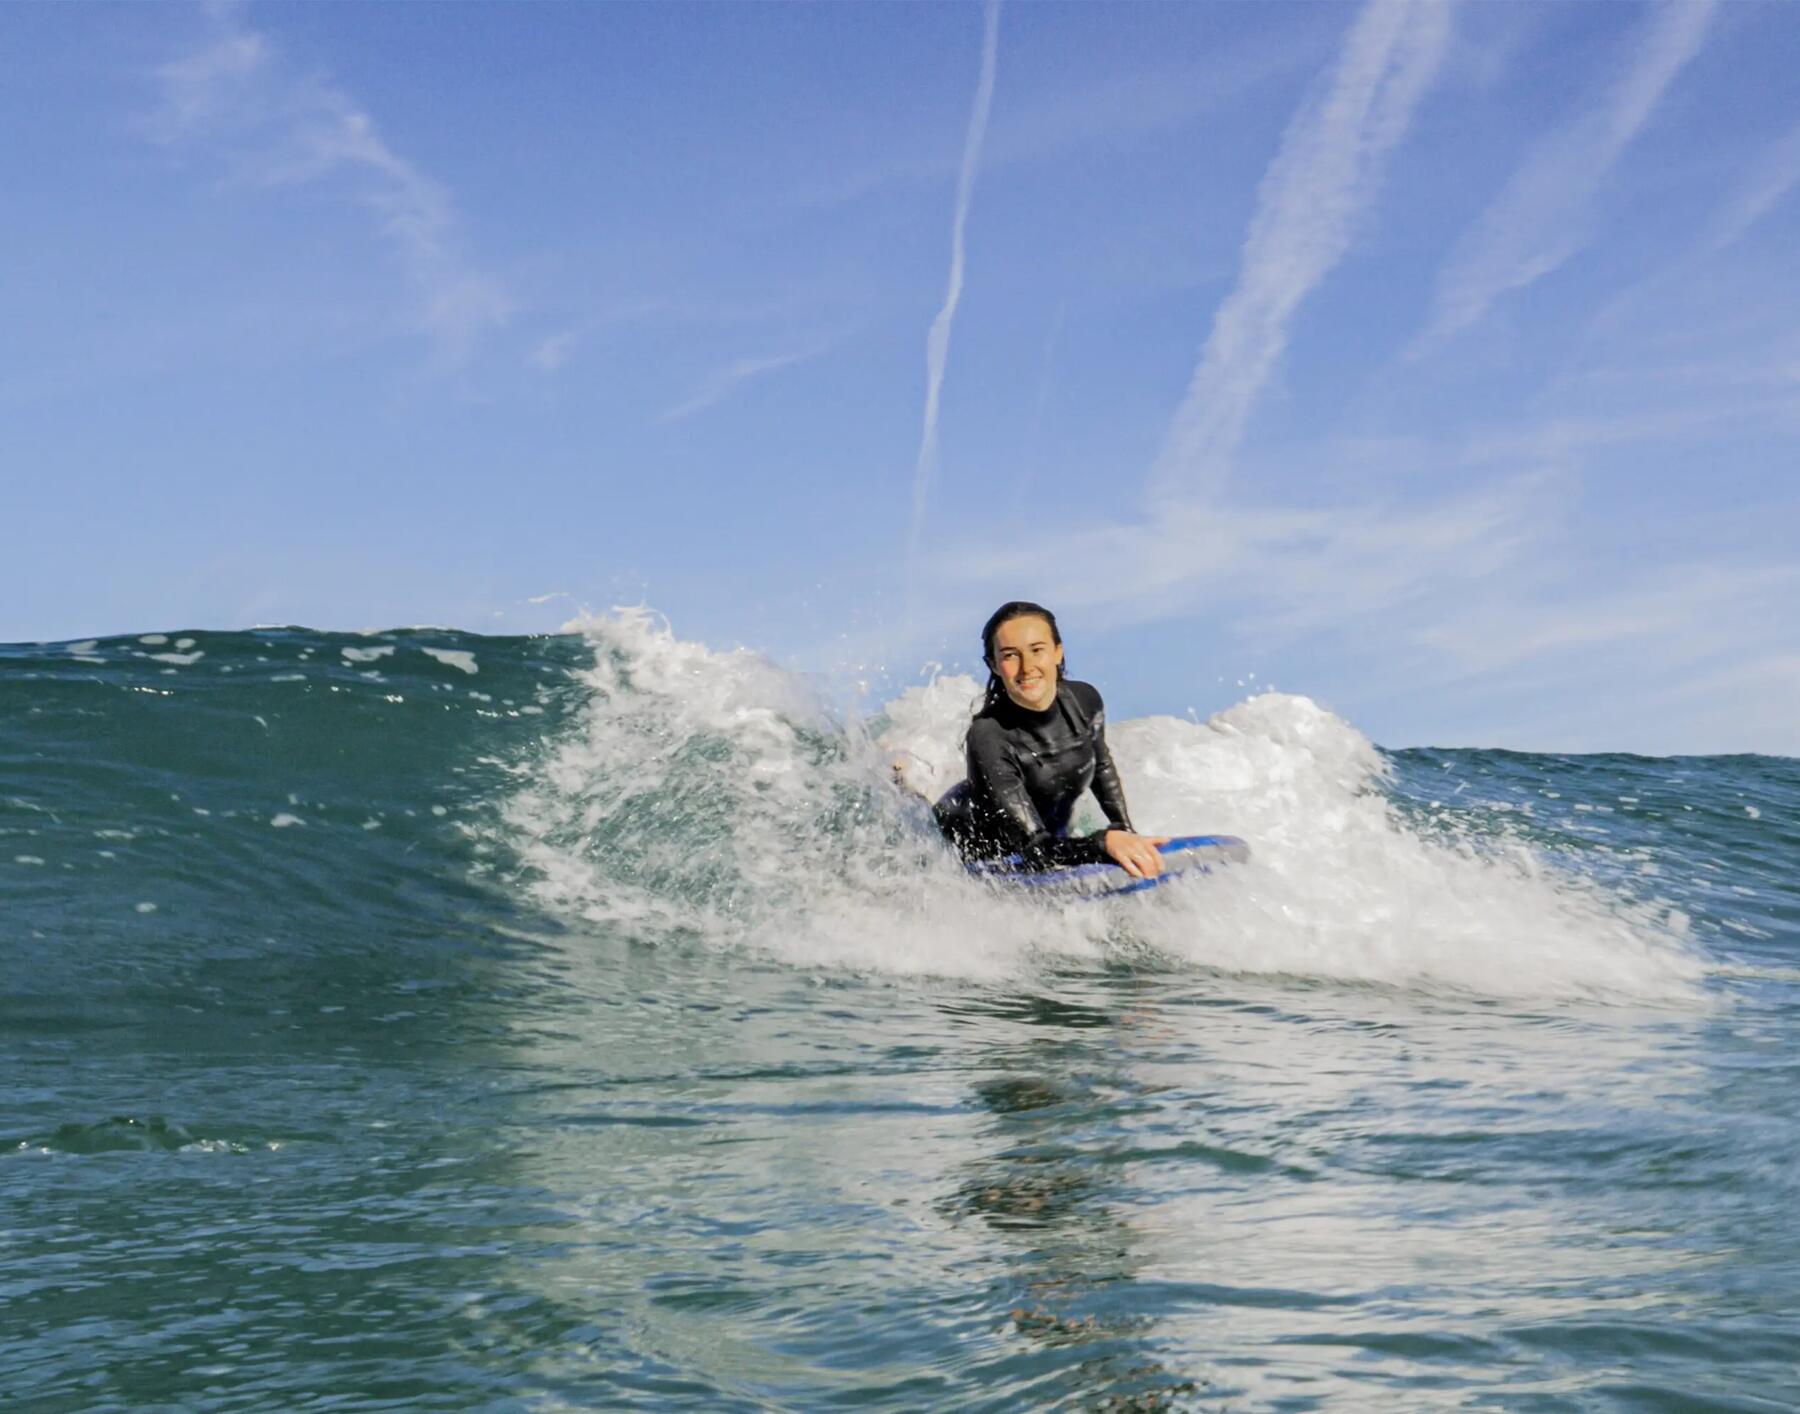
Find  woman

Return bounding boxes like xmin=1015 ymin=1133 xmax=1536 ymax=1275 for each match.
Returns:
xmin=933 ymin=601 xmax=1169 ymax=879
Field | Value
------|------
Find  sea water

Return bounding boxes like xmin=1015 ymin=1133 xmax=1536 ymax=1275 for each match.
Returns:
xmin=3 ymin=611 xmax=1795 ymax=1410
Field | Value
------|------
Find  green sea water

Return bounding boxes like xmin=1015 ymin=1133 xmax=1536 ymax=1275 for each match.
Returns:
xmin=4 ymin=617 xmax=1797 ymax=1411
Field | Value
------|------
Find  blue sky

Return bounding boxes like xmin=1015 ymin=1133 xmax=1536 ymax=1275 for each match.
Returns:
xmin=3 ymin=0 xmax=1796 ymax=754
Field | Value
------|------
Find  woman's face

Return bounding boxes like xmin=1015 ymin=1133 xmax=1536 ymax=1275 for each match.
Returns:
xmin=990 ymin=615 xmax=1063 ymax=711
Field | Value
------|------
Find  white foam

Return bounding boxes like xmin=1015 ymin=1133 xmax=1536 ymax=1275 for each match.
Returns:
xmin=149 ymin=651 xmax=204 ymax=666
xmin=342 ymin=645 xmax=396 ymax=664
xmin=503 ymin=611 xmax=1058 ymax=979
xmin=499 ymin=612 xmax=1700 ymax=1002
xmin=422 ymin=647 xmax=479 ymax=674
xmin=270 ymin=813 xmax=306 ymax=828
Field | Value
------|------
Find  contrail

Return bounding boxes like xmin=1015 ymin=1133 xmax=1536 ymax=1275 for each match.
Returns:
xmin=906 ymin=0 xmax=1001 ymax=578
xmin=1147 ymin=0 xmax=1449 ymax=507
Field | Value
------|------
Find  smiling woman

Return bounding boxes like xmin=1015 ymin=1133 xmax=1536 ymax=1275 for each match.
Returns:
xmin=930 ymin=600 xmax=1170 ymax=876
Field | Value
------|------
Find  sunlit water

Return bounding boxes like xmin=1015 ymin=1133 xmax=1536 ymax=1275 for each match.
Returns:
xmin=4 ymin=614 xmax=1796 ymax=1410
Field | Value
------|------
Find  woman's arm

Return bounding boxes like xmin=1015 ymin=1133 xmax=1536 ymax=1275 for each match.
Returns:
xmin=1073 ymin=685 xmax=1166 ymax=879
xmin=1090 ymin=722 xmax=1134 ymax=834
xmin=1069 ymin=682 xmax=1138 ymax=833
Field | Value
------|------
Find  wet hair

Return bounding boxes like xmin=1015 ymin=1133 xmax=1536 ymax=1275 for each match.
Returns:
xmin=976 ymin=600 xmax=1063 ymax=716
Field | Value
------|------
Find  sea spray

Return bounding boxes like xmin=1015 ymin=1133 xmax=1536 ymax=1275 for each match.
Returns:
xmin=499 ymin=609 xmax=1097 ymax=978
xmin=498 ymin=611 xmax=1699 ymax=999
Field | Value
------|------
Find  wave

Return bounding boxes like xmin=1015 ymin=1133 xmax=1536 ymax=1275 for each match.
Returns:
xmin=0 ymin=613 xmax=1709 ymax=1000
xmin=497 ymin=610 xmax=1702 ymax=1000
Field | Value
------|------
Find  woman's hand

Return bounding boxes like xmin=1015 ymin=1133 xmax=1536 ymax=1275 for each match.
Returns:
xmin=1103 ymin=830 xmax=1172 ymax=879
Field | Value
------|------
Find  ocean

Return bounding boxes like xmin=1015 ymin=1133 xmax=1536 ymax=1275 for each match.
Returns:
xmin=4 ymin=610 xmax=1796 ymax=1411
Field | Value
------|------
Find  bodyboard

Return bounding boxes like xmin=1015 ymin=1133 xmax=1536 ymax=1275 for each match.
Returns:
xmin=966 ymin=834 xmax=1250 ymax=901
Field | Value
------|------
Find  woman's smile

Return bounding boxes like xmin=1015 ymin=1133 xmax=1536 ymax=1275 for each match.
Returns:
xmin=991 ymin=615 xmax=1063 ymax=711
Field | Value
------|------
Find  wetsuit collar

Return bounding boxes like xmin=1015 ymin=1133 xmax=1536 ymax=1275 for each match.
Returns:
xmin=993 ymin=682 xmax=1063 ymax=725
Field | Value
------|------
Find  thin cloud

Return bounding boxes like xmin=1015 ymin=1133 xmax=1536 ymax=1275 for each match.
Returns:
xmin=1147 ymin=0 xmax=1450 ymax=506
xmin=906 ymin=0 xmax=1001 ymax=564
xmin=936 ymin=476 xmax=1536 ymax=648
xmin=1414 ymin=0 xmax=1716 ymax=351
xmin=789 ymin=23 xmax=1324 ymax=214
xmin=145 ymin=12 xmax=512 ymax=364
xmin=147 ymin=29 xmax=268 ymax=137
xmin=657 ymin=343 xmax=831 ymax=425
xmin=529 ymin=331 xmax=580 ymax=373
xmin=523 ymin=290 xmax=839 ymax=376
xmin=1701 ymin=119 xmax=1800 ymax=254
xmin=1458 ymin=394 xmax=1800 ymax=468
xmin=1401 ymin=558 xmax=1799 ymax=754
xmin=1416 ymin=563 xmax=1798 ymax=678
xmin=1653 ymin=652 xmax=1800 ymax=758
xmin=916 ymin=470 xmax=1795 ymax=753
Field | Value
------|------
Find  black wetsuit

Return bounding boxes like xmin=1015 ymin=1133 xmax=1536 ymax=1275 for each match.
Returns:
xmin=933 ymin=679 xmax=1134 ymax=869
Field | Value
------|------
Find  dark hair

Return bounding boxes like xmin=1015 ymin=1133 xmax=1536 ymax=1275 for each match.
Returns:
xmin=976 ymin=600 xmax=1063 ymax=716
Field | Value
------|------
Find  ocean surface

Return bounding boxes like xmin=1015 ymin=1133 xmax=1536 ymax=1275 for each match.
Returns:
xmin=4 ymin=611 xmax=1796 ymax=1412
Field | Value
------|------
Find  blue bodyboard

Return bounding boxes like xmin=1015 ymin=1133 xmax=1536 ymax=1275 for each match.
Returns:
xmin=966 ymin=834 xmax=1250 ymax=901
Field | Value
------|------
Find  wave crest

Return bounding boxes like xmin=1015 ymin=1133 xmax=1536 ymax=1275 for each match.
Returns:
xmin=498 ymin=612 xmax=1700 ymax=1000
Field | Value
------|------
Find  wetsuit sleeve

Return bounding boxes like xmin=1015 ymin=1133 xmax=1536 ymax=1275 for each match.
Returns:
xmin=966 ymin=720 xmax=1110 ymax=868
xmin=1070 ymin=682 xmax=1134 ymax=835
xmin=1089 ymin=712 xmax=1135 ymax=835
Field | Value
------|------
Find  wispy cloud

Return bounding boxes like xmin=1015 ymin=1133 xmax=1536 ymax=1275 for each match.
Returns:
xmin=1458 ymin=394 xmax=1800 ymax=467
xmin=529 ymin=331 xmax=580 ymax=373
xmin=917 ymin=463 xmax=1795 ymax=752
xmin=145 ymin=11 xmax=512 ymax=364
xmin=149 ymin=26 xmax=269 ymax=136
xmin=1402 ymin=555 xmax=1800 ymax=755
xmin=1417 ymin=563 xmax=1798 ymax=679
xmin=522 ymin=288 xmax=844 ymax=377
xmin=1652 ymin=652 xmax=1800 ymax=758
xmin=1701 ymin=118 xmax=1800 ymax=254
xmin=1147 ymin=0 xmax=1450 ymax=506
xmin=657 ymin=342 xmax=832 ymax=424
xmin=906 ymin=0 xmax=1001 ymax=565
xmin=937 ymin=473 xmax=1538 ymax=650
xmin=1413 ymin=0 xmax=1716 ymax=352
xmin=1554 ymin=114 xmax=1800 ymax=406
xmin=788 ymin=22 xmax=1324 ymax=214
